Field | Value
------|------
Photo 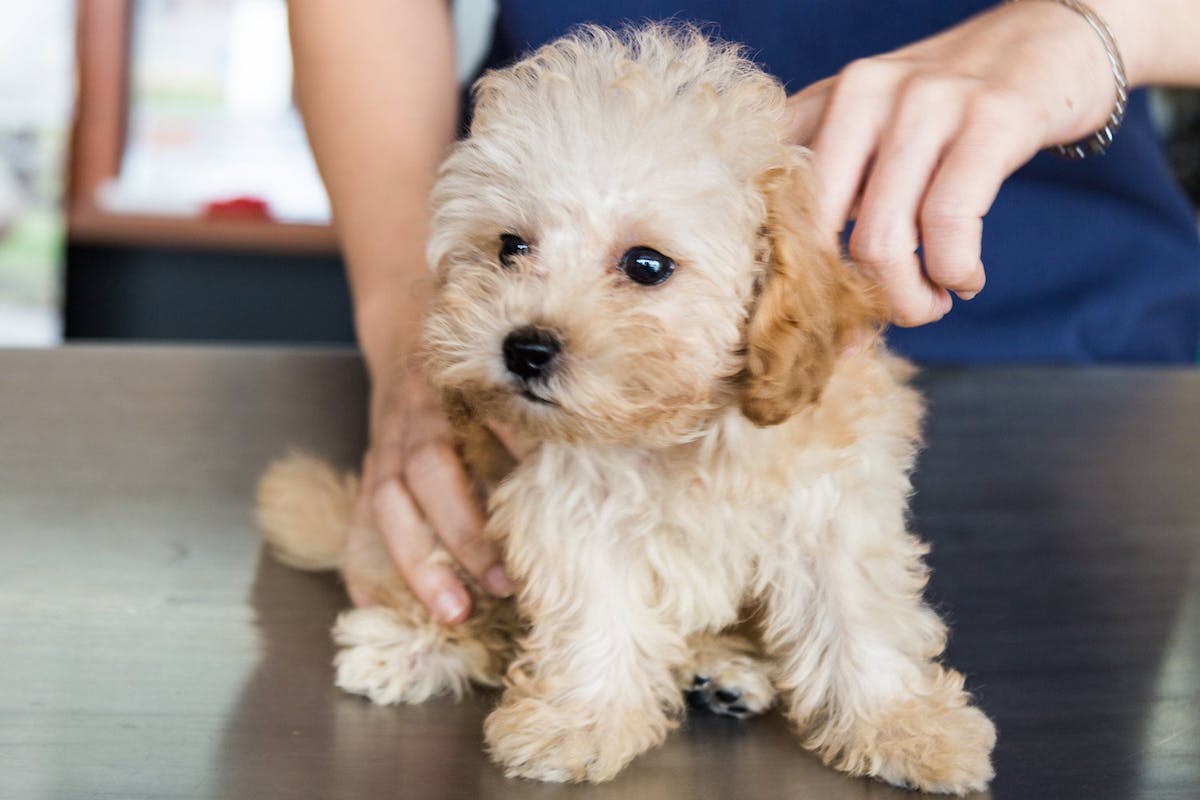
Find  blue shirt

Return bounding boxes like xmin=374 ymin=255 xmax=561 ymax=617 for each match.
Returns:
xmin=477 ymin=1 xmax=1200 ymax=363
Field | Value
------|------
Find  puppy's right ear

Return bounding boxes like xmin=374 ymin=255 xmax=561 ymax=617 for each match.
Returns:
xmin=740 ymin=149 xmax=884 ymax=426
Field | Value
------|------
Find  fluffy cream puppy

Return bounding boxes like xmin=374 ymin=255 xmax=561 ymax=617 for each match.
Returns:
xmin=258 ymin=24 xmax=995 ymax=794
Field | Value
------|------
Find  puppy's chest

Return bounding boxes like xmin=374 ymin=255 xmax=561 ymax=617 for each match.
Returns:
xmin=495 ymin=442 xmax=838 ymax=552
xmin=492 ymin=443 xmax=845 ymax=630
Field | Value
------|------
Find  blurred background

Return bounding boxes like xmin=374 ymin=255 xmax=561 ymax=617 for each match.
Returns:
xmin=0 ymin=0 xmax=1196 ymax=348
xmin=0 ymin=0 xmax=496 ymax=347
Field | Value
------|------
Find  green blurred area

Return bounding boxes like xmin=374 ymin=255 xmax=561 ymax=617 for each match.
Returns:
xmin=0 ymin=208 xmax=63 ymax=306
xmin=133 ymin=83 xmax=225 ymax=112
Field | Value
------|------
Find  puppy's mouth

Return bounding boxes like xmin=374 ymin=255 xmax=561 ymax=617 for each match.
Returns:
xmin=518 ymin=386 xmax=557 ymax=406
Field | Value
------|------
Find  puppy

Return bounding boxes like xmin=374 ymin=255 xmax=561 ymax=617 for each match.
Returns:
xmin=258 ymin=24 xmax=995 ymax=794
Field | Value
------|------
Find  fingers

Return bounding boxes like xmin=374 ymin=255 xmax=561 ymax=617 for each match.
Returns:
xmin=372 ymin=476 xmax=474 ymax=624
xmin=368 ymin=436 xmax=514 ymax=624
xmin=794 ymin=60 xmax=1044 ymax=326
xmin=785 ymin=1 xmax=1130 ymax=328
xmin=806 ymin=60 xmax=900 ymax=238
xmin=920 ymin=94 xmax=1042 ymax=300
xmin=784 ymin=76 xmax=833 ymax=145
xmin=849 ymin=77 xmax=971 ymax=325
xmin=403 ymin=439 xmax=511 ymax=596
xmin=342 ymin=515 xmax=381 ymax=608
xmin=345 ymin=454 xmax=382 ymax=608
xmin=352 ymin=366 xmax=516 ymax=625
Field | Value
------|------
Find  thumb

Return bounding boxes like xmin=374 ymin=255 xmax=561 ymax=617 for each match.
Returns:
xmin=785 ymin=78 xmax=833 ymax=145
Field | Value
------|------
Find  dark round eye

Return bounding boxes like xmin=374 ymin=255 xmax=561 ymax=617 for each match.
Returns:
xmin=499 ymin=233 xmax=530 ymax=267
xmin=619 ymin=246 xmax=675 ymax=286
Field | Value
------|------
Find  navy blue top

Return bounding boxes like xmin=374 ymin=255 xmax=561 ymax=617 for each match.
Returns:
xmin=477 ymin=1 xmax=1200 ymax=363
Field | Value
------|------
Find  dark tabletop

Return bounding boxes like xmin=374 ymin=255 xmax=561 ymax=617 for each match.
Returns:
xmin=0 ymin=346 xmax=1197 ymax=800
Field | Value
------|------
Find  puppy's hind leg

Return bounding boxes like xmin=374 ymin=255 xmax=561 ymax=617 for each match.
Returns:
xmin=333 ymin=580 xmax=517 ymax=706
xmin=677 ymin=631 xmax=775 ymax=720
xmin=258 ymin=452 xmax=517 ymax=705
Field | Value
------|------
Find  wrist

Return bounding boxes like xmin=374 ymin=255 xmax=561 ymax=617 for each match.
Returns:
xmin=1081 ymin=0 xmax=1148 ymax=87
xmin=998 ymin=0 xmax=1127 ymax=148
xmin=1012 ymin=0 xmax=1130 ymax=157
xmin=354 ymin=285 xmax=427 ymax=385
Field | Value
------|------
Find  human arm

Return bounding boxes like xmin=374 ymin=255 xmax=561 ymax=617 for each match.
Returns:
xmin=288 ymin=0 xmax=510 ymax=622
xmin=788 ymin=0 xmax=1200 ymax=327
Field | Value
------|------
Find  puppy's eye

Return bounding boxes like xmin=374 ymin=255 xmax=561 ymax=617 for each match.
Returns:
xmin=499 ymin=234 xmax=530 ymax=267
xmin=619 ymin=246 xmax=675 ymax=286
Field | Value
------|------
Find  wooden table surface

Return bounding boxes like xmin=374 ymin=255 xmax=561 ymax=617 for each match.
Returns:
xmin=1 ymin=346 xmax=1197 ymax=800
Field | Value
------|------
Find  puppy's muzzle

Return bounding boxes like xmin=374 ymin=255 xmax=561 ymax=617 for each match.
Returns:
xmin=503 ymin=327 xmax=561 ymax=381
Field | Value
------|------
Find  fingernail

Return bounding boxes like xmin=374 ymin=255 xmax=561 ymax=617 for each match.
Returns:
xmin=484 ymin=565 xmax=513 ymax=597
xmin=434 ymin=589 xmax=468 ymax=623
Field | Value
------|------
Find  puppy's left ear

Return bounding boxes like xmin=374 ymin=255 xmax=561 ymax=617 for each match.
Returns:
xmin=740 ymin=149 xmax=884 ymax=426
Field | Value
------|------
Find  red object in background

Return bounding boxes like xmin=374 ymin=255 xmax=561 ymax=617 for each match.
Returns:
xmin=203 ymin=195 xmax=273 ymax=220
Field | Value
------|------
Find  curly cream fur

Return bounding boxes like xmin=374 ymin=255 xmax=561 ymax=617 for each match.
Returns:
xmin=256 ymin=453 xmax=357 ymax=570
xmin=259 ymin=23 xmax=994 ymax=794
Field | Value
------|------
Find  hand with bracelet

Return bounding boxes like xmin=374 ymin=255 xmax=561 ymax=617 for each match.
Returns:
xmin=787 ymin=0 xmax=1200 ymax=328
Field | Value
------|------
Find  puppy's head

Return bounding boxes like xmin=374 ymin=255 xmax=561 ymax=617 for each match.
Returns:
xmin=423 ymin=25 xmax=881 ymax=446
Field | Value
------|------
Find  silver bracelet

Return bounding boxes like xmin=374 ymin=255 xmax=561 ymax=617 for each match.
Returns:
xmin=1010 ymin=0 xmax=1129 ymax=159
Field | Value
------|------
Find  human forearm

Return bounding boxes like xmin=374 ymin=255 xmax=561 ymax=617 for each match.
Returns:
xmin=288 ymin=0 xmax=458 ymax=379
xmin=287 ymin=2 xmax=506 ymax=622
xmin=1086 ymin=0 xmax=1200 ymax=87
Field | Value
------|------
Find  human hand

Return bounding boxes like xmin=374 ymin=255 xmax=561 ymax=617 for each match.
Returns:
xmin=346 ymin=360 xmax=513 ymax=623
xmin=787 ymin=1 xmax=1122 ymax=326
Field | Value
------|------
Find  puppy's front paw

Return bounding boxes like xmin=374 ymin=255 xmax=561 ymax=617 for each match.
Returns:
xmin=484 ymin=695 xmax=673 ymax=783
xmin=821 ymin=682 xmax=996 ymax=796
xmin=869 ymin=702 xmax=995 ymax=795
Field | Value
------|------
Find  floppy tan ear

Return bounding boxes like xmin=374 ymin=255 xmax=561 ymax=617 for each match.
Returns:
xmin=740 ymin=150 xmax=884 ymax=427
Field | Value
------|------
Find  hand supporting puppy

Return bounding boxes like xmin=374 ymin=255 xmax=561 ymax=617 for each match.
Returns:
xmin=348 ymin=361 xmax=513 ymax=620
xmin=786 ymin=0 xmax=1177 ymax=327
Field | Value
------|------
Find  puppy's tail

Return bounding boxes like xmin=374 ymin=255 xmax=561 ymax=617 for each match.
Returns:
xmin=256 ymin=452 xmax=358 ymax=571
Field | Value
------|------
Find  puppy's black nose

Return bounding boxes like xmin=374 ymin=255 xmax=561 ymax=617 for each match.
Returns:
xmin=503 ymin=327 xmax=561 ymax=380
